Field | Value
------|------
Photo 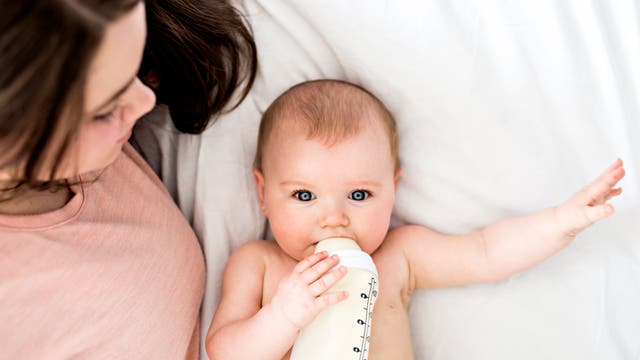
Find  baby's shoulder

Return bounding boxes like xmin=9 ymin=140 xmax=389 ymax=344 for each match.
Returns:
xmin=226 ymin=239 xmax=290 ymax=270
xmin=375 ymin=224 xmax=439 ymax=256
xmin=386 ymin=224 xmax=439 ymax=242
xmin=373 ymin=225 xmax=439 ymax=292
xmin=234 ymin=239 xmax=279 ymax=252
xmin=228 ymin=239 xmax=279 ymax=262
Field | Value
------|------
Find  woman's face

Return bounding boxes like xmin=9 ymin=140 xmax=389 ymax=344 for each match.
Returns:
xmin=60 ymin=2 xmax=155 ymax=178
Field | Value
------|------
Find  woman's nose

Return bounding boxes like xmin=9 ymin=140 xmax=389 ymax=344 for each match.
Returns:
xmin=121 ymin=77 xmax=156 ymax=126
xmin=318 ymin=200 xmax=350 ymax=228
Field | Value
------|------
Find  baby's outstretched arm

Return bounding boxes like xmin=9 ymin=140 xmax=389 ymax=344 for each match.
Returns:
xmin=206 ymin=242 xmax=347 ymax=360
xmin=476 ymin=158 xmax=625 ymax=282
xmin=379 ymin=159 xmax=625 ymax=290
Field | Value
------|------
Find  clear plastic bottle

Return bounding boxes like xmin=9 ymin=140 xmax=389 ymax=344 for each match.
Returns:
xmin=290 ymin=237 xmax=378 ymax=360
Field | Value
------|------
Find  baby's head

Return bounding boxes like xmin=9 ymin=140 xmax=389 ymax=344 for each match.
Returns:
xmin=255 ymin=79 xmax=399 ymax=173
xmin=254 ymin=80 xmax=400 ymax=259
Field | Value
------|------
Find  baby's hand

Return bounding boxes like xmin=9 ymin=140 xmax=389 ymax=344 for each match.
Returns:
xmin=555 ymin=159 xmax=625 ymax=238
xmin=269 ymin=251 xmax=348 ymax=330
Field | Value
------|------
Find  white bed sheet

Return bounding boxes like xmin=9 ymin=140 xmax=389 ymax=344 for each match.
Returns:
xmin=134 ymin=1 xmax=640 ymax=358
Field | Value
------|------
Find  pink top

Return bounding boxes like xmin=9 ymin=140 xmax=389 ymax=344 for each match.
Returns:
xmin=0 ymin=144 xmax=205 ymax=359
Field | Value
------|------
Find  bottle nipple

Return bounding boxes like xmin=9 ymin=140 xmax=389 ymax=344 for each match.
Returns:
xmin=315 ymin=237 xmax=360 ymax=253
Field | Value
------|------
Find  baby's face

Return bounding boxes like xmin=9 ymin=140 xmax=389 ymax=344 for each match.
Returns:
xmin=254 ymin=118 xmax=399 ymax=261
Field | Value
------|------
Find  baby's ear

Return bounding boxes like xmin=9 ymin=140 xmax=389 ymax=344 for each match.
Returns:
xmin=253 ymin=168 xmax=267 ymax=215
xmin=394 ymin=169 xmax=402 ymax=190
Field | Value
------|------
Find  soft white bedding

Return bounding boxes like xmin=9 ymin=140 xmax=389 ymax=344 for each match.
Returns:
xmin=134 ymin=1 xmax=640 ymax=359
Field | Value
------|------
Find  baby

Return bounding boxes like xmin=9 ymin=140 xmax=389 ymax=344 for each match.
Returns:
xmin=205 ymin=80 xmax=625 ymax=359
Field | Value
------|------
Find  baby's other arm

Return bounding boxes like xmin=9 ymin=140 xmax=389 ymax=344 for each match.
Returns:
xmin=206 ymin=240 xmax=347 ymax=360
xmin=206 ymin=240 xmax=274 ymax=359
xmin=391 ymin=159 xmax=625 ymax=289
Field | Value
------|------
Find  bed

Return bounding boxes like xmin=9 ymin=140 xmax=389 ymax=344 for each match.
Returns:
xmin=135 ymin=1 xmax=640 ymax=358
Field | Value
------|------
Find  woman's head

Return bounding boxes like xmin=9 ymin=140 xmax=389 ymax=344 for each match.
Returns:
xmin=0 ymin=0 xmax=154 ymax=187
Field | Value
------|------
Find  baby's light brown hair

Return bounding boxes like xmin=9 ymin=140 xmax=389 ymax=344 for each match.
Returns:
xmin=254 ymin=79 xmax=399 ymax=172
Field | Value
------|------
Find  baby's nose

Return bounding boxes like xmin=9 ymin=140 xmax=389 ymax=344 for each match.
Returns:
xmin=318 ymin=200 xmax=349 ymax=228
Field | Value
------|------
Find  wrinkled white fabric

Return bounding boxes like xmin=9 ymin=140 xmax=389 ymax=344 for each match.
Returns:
xmin=134 ymin=1 xmax=640 ymax=359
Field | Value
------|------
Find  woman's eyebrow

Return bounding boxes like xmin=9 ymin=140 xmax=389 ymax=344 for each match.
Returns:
xmin=90 ymin=75 xmax=137 ymax=113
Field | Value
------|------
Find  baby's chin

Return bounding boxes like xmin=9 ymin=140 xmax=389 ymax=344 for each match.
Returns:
xmin=302 ymin=246 xmax=317 ymax=259
xmin=292 ymin=245 xmax=318 ymax=261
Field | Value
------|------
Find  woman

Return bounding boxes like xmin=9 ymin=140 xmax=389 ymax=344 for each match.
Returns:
xmin=0 ymin=0 xmax=256 ymax=358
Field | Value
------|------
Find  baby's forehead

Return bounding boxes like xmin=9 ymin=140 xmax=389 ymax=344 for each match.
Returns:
xmin=269 ymin=110 xmax=389 ymax=144
xmin=263 ymin=129 xmax=396 ymax=185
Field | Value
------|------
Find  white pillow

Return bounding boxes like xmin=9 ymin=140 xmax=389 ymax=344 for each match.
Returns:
xmin=135 ymin=0 xmax=640 ymax=358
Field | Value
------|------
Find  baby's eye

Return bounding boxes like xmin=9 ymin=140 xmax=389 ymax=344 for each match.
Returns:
xmin=293 ymin=190 xmax=316 ymax=202
xmin=349 ymin=190 xmax=370 ymax=201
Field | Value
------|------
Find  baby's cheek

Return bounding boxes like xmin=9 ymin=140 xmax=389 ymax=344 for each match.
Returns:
xmin=358 ymin=222 xmax=387 ymax=254
xmin=361 ymin=213 xmax=392 ymax=253
xmin=271 ymin=209 xmax=305 ymax=238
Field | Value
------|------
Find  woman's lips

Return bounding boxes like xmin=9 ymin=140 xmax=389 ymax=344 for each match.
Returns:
xmin=117 ymin=129 xmax=132 ymax=144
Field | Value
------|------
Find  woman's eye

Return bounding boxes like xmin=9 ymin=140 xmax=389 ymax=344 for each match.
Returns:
xmin=92 ymin=107 xmax=118 ymax=122
xmin=349 ymin=190 xmax=370 ymax=201
xmin=293 ymin=190 xmax=315 ymax=202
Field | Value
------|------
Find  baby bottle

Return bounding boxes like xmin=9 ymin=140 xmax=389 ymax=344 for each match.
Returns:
xmin=290 ymin=237 xmax=379 ymax=360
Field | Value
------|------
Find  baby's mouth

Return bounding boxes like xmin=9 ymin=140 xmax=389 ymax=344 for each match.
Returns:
xmin=313 ymin=236 xmax=354 ymax=247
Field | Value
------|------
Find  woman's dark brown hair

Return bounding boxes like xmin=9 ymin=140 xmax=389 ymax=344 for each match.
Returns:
xmin=0 ymin=0 xmax=140 ymax=189
xmin=141 ymin=0 xmax=257 ymax=133
xmin=0 ymin=0 xmax=257 ymax=191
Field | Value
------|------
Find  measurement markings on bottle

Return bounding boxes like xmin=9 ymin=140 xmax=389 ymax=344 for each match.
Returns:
xmin=353 ymin=276 xmax=378 ymax=359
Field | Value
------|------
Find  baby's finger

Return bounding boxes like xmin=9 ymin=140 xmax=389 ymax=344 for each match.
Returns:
xmin=309 ymin=266 xmax=347 ymax=296
xmin=604 ymin=188 xmax=623 ymax=202
xmin=604 ymin=158 xmax=624 ymax=173
xmin=582 ymin=204 xmax=615 ymax=226
xmin=589 ymin=166 xmax=625 ymax=204
xmin=293 ymin=251 xmax=328 ymax=274
xmin=301 ymin=254 xmax=340 ymax=284
xmin=314 ymin=290 xmax=349 ymax=311
xmin=572 ymin=164 xmax=625 ymax=206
